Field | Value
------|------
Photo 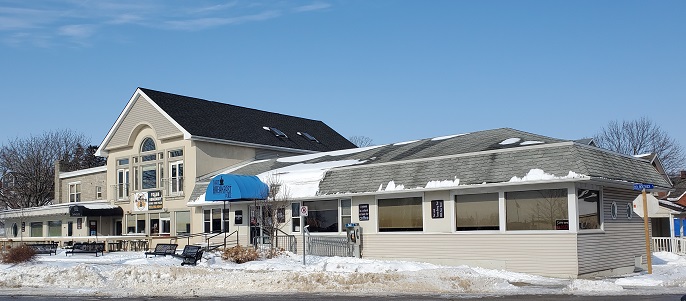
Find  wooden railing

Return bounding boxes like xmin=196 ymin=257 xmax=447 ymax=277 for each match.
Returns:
xmin=652 ymin=237 xmax=686 ymax=255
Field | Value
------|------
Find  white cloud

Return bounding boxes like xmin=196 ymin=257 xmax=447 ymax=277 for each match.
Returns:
xmin=294 ymin=2 xmax=331 ymax=13
xmin=58 ymin=24 xmax=96 ymax=39
xmin=164 ymin=10 xmax=280 ymax=31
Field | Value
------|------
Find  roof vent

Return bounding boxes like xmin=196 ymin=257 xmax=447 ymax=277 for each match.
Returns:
xmin=263 ymin=126 xmax=288 ymax=138
xmin=297 ymin=132 xmax=319 ymax=143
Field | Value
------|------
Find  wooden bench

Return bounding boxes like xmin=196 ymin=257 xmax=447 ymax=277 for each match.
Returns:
xmin=28 ymin=243 xmax=58 ymax=255
xmin=172 ymin=245 xmax=204 ymax=266
xmin=65 ymin=242 xmax=105 ymax=257
xmin=144 ymin=243 xmax=178 ymax=257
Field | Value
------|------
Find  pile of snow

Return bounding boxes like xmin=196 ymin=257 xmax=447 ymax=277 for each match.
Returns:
xmin=1 ymin=250 xmax=685 ymax=298
xmin=509 ymin=169 xmax=588 ymax=182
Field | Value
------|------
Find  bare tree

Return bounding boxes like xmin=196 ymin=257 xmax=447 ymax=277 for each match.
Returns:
xmin=253 ymin=174 xmax=292 ymax=256
xmin=594 ymin=117 xmax=685 ymax=174
xmin=0 ymin=130 xmax=90 ymax=209
xmin=348 ymin=136 xmax=374 ymax=148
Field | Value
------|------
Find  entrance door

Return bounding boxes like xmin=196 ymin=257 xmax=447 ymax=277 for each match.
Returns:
xmin=249 ymin=205 xmax=273 ymax=245
xmin=114 ymin=219 xmax=122 ymax=236
xmin=89 ymin=220 xmax=98 ymax=236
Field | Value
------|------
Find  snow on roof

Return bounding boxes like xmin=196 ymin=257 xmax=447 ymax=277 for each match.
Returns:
xmin=276 ymin=144 xmax=384 ymax=163
xmin=499 ymin=138 xmax=521 ymax=145
xmin=509 ymin=169 xmax=588 ymax=182
xmin=634 ymin=153 xmax=653 ymax=158
xmin=259 ymin=159 xmax=367 ymax=198
xmin=393 ymin=139 xmax=420 ymax=146
xmin=519 ymin=140 xmax=544 ymax=146
xmin=430 ymin=133 xmax=468 ymax=141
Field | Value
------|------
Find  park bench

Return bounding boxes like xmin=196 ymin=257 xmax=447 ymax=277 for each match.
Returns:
xmin=65 ymin=242 xmax=105 ymax=257
xmin=144 ymin=243 xmax=178 ymax=257
xmin=172 ymin=245 xmax=204 ymax=266
xmin=28 ymin=243 xmax=58 ymax=255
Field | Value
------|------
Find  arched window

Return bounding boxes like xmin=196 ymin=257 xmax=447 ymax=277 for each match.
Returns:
xmin=141 ymin=137 xmax=156 ymax=153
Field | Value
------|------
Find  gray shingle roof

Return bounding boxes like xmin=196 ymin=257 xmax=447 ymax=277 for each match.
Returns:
xmin=210 ymin=128 xmax=670 ymax=198
xmin=140 ymin=88 xmax=357 ymax=152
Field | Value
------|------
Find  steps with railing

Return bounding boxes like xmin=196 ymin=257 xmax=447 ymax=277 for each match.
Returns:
xmin=173 ymin=230 xmax=239 ymax=251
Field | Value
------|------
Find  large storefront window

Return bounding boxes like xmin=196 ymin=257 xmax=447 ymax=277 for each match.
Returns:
xmin=126 ymin=214 xmax=146 ymax=234
xmin=378 ymin=197 xmax=423 ymax=232
xmin=30 ymin=222 xmax=43 ymax=237
xmin=578 ymin=189 xmax=601 ymax=230
xmin=506 ymin=189 xmax=568 ymax=231
xmin=455 ymin=193 xmax=499 ymax=231
xmin=176 ymin=211 xmax=191 ymax=236
xmin=303 ymin=200 xmax=338 ymax=232
xmin=48 ymin=221 xmax=62 ymax=237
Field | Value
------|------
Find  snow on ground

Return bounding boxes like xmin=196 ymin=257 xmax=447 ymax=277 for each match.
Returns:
xmin=1 ymin=250 xmax=685 ymax=298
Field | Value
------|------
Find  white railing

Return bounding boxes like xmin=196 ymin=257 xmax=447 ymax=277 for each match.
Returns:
xmin=652 ymin=237 xmax=686 ymax=255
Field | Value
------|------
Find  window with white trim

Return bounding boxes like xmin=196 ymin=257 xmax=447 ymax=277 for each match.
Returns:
xmin=455 ymin=193 xmax=499 ymax=231
xmin=378 ymin=197 xmax=423 ymax=232
xmin=69 ymin=182 xmax=81 ymax=202
xmin=340 ymin=199 xmax=351 ymax=231
xmin=169 ymin=160 xmax=184 ymax=195
xmin=578 ymin=189 xmax=600 ymax=230
xmin=506 ymin=189 xmax=568 ymax=231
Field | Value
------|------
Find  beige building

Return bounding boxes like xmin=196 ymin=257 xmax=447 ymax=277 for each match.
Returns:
xmin=0 ymin=87 xmax=676 ymax=278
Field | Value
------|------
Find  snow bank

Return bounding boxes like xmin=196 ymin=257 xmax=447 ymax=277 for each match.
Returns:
xmin=1 ymin=250 xmax=686 ymax=297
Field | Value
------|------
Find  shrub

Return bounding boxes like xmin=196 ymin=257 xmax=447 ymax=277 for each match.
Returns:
xmin=260 ymin=247 xmax=285 ymax=259
xmin=221 ymin=245 xmax=259 ymax=264
xmin=2 ymin=244 xmax=36 ymax=264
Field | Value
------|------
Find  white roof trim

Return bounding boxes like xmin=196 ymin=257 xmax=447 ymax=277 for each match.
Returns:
xmin=0 ymin=200 xmax=113 ymax=219
xmin=59 ymin=166 xmax=107 ymax=179
xmin=96 ymin=88 xmax=191 ymax=157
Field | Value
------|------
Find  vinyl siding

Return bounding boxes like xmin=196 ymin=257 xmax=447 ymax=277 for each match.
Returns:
xmin=108 ymin=95 xmax=181 ymax=149
xmin=362 ymin=233 xmax=578 ymax=278
xmin=577 ymin=187 xmax=647 ymax=275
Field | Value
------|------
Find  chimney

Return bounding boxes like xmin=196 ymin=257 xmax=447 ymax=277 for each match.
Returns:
xmin=681 ymin=170 xmax=686 ymax=179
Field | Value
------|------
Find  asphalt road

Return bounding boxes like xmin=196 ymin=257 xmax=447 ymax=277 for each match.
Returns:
xmin=0 ymin=294 xmax=683 ymax=301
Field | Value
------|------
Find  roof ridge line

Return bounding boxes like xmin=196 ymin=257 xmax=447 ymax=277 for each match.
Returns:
xmin=328 ymin=141 xmax=576 ymax=172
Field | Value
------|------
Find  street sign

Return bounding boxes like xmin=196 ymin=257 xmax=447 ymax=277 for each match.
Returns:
xmin=633 ymin=183 xmax=654 ymax=191
xmin=632 ymin=193 xmax=659 ymax=218
xmin=300 ymin=205 xmax=309 ymax=217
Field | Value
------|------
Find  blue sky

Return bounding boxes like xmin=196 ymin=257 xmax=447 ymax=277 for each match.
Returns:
xmin=1 ymin=1 xmax=685 ymax=153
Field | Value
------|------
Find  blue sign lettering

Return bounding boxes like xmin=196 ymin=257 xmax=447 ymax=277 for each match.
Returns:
xmin=633 ymin=183 xmax=654 ymax=191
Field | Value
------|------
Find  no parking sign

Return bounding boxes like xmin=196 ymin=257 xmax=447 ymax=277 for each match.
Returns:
xmin=300 ymin=205 xmax=308 ymax=217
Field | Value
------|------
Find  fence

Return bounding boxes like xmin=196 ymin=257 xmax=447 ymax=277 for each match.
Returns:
xmin=303 ymin=227 xmax=353 ymax=257
xmin=652 ymin=237 xmax=686 ymax=255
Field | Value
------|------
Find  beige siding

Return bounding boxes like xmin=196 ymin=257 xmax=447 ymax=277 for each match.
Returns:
xmin=108 ymin=95 xmax=182 ymax=149
xmin=194 ymin=141 xmax=256 ymax=177
xmin=362 ymin=233 xmax=578 ymax=278
xmin=58 ymin=171 xmax=107 ymax=204
xmin=577 ymin=187 xmax=646 ymax=275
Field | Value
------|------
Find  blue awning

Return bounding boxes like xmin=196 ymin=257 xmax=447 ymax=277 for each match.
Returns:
xmin=205 ymin=174 xmax=268 ymax=201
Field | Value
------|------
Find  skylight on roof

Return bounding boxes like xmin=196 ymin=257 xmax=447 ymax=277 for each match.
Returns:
xmin=297 ymin=132 xmax=319 ymax=143
xmin=263 ymin=126 xmax=288 ymax=138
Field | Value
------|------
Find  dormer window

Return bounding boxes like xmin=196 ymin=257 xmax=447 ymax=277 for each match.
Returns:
xmin=263 ymin=127 xmax=288 ymax=138
xmin=297 ymin=132 xmax=319 ymax=143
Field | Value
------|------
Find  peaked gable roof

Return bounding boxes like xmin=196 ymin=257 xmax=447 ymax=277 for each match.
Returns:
xmin=97 ymin=88 xmax=356 ymax=156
